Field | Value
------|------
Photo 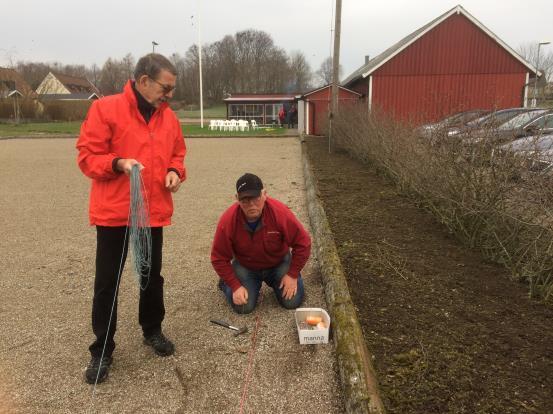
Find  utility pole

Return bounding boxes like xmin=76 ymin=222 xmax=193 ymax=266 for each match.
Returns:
xmin=328 ymin=0 xmax=342 ymax=153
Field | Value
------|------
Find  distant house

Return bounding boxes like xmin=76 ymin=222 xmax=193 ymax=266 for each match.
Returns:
xmin=342 ymin=5 xmax=538 ymax=124
xmin=0 ymin=67 xmax=36 ymax=99
xmin=223 ymin=94 xmax=298 ymax=125
xmin=36 ymin=72 xmax=101 ymax=101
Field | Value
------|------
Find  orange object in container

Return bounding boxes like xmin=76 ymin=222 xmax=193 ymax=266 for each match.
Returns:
xmin=306 ymin=315 xmax=323 ymax=326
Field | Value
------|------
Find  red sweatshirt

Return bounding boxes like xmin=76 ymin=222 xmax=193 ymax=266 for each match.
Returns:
xmin=211 ymin=197 xmax=311 ymax=292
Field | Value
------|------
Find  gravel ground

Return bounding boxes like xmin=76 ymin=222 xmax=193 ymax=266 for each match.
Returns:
xmin=0 ymin=137 xmax=343 ymax=414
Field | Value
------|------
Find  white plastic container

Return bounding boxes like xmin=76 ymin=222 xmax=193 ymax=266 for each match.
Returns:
xmin=295 ymin=307 xmax=330 ymax=345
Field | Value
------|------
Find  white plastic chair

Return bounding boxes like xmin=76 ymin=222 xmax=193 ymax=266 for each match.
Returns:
xmin=229 ymin=119 xmax=238 ymax=132
xmin=209 ymin=120 xmax=217 ymax=130
xmin=238 ymin=120 xmax=249 ymax=131
xmin=223 ymin=120 xmax=231 ymax=131
xmin=216 ymin=120 xmax=224 ymax=131
xmin=250 ymin=119 xmax=258 ymax=130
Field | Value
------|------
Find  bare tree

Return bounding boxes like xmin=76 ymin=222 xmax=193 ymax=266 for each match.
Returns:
xmin=178 ymin=29 xmax=296 ymax=104
xmin=99 ymin=57 xmax=127 ymax=95
xmin=62 ymin=64 xmax=89 ymax=78
xmin=170 ymin=53 xmax=187 ymax=102
xmin=315 ymin=56 xmax=343 ymax=86
xmin=17 ymin=61 xmax=101 ymax=91
xmin=121 ymin=53 xmax=135 ymax=82
xmin=262 ymin=47 xmax=289 ymax=93
xmin=16 ymin=61 xmax=52 ymax=90
xmin=288 ymin=51 xmax=313 ymax=92
xmin=518 ymin=42 xmax=553 ymax=82
xmin=89 ymin=64 xmax=100 ymax=89
xmin=234 ymin=29 xmax=275 ymax=92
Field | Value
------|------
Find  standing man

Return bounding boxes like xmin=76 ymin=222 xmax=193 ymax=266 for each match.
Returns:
xmin=211 ymin=173 xmax=311 ymax=314
xmin=77 ymin=53 xmax=186 ymax=384
xmin=278 ymin=106 xmax=286 ymax=127
xmin=287 ymin=104 xmax=297 ymax=129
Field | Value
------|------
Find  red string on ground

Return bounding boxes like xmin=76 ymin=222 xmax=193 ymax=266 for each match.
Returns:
xmin=238 ymin=290 xmax=265 ymax=414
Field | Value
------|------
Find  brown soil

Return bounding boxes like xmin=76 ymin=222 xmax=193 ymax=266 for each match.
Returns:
xmin=305 ymin=137 xmax=553 ymax=414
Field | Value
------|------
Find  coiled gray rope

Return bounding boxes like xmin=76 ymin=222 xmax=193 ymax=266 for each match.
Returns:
xmin=129 ymin=164 xmax=152 ymax=290
xmin=88 ymin=164 xmax=152 ymax=412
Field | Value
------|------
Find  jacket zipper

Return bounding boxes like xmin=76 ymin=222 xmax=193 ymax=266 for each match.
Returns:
xmin=148 ymin=111 xmax=157 ymax=220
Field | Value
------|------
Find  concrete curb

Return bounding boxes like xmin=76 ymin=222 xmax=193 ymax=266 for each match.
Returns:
xmin=300 ymin=139 xmax=386 ymax=414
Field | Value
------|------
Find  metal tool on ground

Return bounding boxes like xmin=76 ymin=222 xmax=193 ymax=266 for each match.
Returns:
xmin=210 ymin=319 xmax=248 ymax=336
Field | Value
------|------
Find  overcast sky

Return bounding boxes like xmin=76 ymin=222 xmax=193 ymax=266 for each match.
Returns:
xmin=2 ymin=0 xmax=552 ymax=77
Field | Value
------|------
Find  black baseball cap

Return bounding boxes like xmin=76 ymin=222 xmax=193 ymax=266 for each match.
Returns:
xmin=236 ymin=173 xmax=263 ymax=200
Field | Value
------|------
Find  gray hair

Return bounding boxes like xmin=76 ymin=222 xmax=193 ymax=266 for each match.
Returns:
xmin=134 ymin=53 xmax=177 ymax=80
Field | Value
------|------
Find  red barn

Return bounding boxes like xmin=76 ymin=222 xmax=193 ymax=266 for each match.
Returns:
xmin=303 ymin=85 xmax=362 ymax=135
xmin=342 ymin=5 xmax=538 ymax=124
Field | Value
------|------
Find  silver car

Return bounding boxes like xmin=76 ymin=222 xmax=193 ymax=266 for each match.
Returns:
xmin=500 ymin=134 xmax=553 ymax=172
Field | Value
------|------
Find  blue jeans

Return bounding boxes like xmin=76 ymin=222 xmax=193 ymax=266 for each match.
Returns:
xmin=221 ymin=254 xmax=305 ymax=314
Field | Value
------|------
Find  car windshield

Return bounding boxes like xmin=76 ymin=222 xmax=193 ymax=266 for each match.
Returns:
xmin=429 ymin=111 xmax=470 ymax=128
xmin=509 ymin=135 xmax=553 ymax=151
xmin=485 ymin=110 xmax=527 ymax=127
xmin=434 ymin=113 xmax=464 ymax=126
xmin=497 ymin=110 xmax=548 ymax=130
xmin=467 ymin=110 xmax=508 ymax=127
xmin=454 ymin=110 xmax=486 ymax=125
xmin=466 ymin=113 xmax=492 ymax=127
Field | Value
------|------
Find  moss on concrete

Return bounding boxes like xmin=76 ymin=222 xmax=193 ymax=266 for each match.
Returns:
xmin=301 ymin=139 xmax=386 ymax=414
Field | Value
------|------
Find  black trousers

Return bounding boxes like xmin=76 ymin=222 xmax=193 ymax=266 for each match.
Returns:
xmin=89 ymin=226 xmax=165 ymax=357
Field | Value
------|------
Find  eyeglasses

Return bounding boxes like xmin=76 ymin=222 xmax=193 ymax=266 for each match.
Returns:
xmin=148 ymin=76 xmax=176 ymax=94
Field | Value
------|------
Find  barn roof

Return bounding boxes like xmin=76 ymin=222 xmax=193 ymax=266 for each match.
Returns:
xmin=342 ymin=4 xmax=538 ymax=86
xmin=302 ymin=84 xmax=362 ymax=98
xmin=50 ymin=72 xmax=101 ymax=95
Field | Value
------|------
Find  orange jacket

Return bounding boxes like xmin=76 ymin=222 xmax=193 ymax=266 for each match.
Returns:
xmin=76 ymin=81 xmax=186 ymax=227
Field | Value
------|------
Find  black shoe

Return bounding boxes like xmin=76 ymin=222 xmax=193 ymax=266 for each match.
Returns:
xmin=143 ymin=332 xmax=175 ymax=357
xmin=85 ymin=355 xmax=112 ymax=384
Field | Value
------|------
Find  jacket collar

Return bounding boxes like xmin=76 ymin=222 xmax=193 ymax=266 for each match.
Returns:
xmin=122 ymin=80 xmax=169 ymax=112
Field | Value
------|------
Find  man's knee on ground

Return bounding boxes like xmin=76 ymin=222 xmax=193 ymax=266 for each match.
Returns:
xmin=279 ymin=291 xmax=304 ymax=310
xmin=232 ymin=302 xmax=257 ymax=314
xmin=280 ymin=300 xmax=301 ymax=310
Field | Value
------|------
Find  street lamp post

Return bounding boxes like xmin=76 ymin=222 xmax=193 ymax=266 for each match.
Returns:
xmin=532 ymin=41 xmax=551 ymax=107
xmin=152 ymin=41 xmax=159 ymax=53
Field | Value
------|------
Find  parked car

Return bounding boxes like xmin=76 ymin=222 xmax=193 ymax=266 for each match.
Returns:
xmin=447 ymin=108 xmax=530 ymax=138
xmin=518 ymin=111 xmax=553 ymax=137
xmin=500 ymin=133 xmax=553 ymax=172
xmin=418 ymin=109 xmax=488 ymax=138
xmin=463 ymin=109 xmax=551 ymax=144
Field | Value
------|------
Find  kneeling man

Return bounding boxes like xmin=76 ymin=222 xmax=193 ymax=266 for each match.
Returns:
xmin=211 ymin=173 xmax=311 ymax=314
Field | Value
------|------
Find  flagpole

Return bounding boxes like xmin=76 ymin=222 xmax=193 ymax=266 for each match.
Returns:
xmin=198 ymin=2 xmax=204 ymax=128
